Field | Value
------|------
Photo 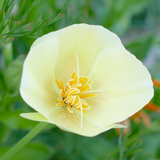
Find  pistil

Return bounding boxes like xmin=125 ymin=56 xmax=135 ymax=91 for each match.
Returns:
xmin=55 ymin=71 xmax=98 ymax=126
xmin=55 ymin=54 xmax=104 ymax=127
xmin=55 ymin=71 xmax=95 ymax=113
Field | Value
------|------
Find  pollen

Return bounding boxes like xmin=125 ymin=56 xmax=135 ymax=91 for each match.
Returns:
xmin=55 ymin=54 xmax=104 ymax=127
xmin=55 ymin=71 xmax=97 ymax=114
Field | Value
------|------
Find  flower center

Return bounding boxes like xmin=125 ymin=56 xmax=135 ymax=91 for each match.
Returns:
xmin=55 ymin=54 xmax=104 ymax=127
xmin=55 ymin=71 xmax=97 ymax=114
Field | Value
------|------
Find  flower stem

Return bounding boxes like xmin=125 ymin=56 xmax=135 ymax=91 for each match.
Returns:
xmin=0 ymin=122 xmax=48 ymax=160
xmin=119 ymin=129 xmax=123 ymax=160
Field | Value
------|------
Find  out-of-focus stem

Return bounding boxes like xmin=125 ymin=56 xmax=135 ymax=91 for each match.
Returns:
xmin=119 ymin=129 xmax=123 ymax=160
xmin=0 ymin=122 xmax=48 ymax=160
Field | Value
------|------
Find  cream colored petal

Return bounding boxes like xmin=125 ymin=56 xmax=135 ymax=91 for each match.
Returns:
xmin=20 ymin=38 xmax=60 ymax=119
xmin=84 ymin=48 xmax=154 ymax=128
xmin=31 ymin=24 xmax=125 ymax=84
xmin=48 ymin=107 xmax=125 ymax=137
xmin=20 ymin=111 xmax=126 ymax=137
xmin=20 ymin=112 xmax=48 ymax=122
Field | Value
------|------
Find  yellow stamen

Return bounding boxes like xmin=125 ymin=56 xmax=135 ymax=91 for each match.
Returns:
xmin=55 ymin=78 xmax=61 ymax=89
xmin=74 ymin=97 xmax=82 ymax=108
xmin=60 ymin=89 xmax=65 ymax=98
xmin=71 ymin=83 xmax=82 ymax=88
xmin=57 ymin=98 xmax=65 ymax=106
xmin=88 ymin=80 xmax=92 ymax=84
xmin=79 ymin=77 xmax=88 ymax=85
xmin=82 ymin=103 xmax=90 ymax=109
xmin=55 ymin=56 xmax=102 ymax=127
xmin=81 ymin=99 xmax=88 ymax=105
xmin=70 ymin=96 xmax=76 ymax=105
xmin=80 ymin=83 xmax=91 ymax=91
xmin=79 ymin=94 xmax=98 ymax=99
xmin=76 ymin=107 xmax=88 ymax=114
xmin=73 ymin=75 xmax=78 ymax=84
xmin=67 ymin=104 xmax=73 ymax=113
xmin=65 ymin=79 xmax=73 ymax=91
xmin=65 ymin=88 xmax=80 ymax=97
xmin=60 ymin=79 xmax=65 ymax=94
xmin=64 ymin=96 xmax=73 ymax=104
xmin=71 ymin=71 xmax=76 ymax=79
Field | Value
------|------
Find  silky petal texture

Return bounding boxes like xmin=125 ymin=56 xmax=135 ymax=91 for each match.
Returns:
xmin=20 ymin=112 xmax=125 ymax=137
xmin=31 ymin=24 xmax=125 ymax=84
xmin=20 ymin=113 xmax=48 ymax=122
xmin=49 ymin=107 xmax=105 ymax=137
xmin=20 ymin=38 xmax=60 ymax=119
xmin=49 ymin=108 xmax=126 ymax=137
xmin=20 ymin=24 xmax=154 ymax=136
xmin=81 ymin=48 xmax=154 ymax=128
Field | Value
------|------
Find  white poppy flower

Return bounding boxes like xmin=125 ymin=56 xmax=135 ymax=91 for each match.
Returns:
xmin=20 ymin=24 xmax=153 ymax=137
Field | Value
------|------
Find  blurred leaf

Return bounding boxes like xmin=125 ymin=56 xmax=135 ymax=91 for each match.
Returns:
xmin=125 ymin=35 xmax=154 ymax=60
xmin=156 ymin=145 xmax=160 ymax=158
xmin=0 ymin=70 xmax=20 ymax=111
xmin=133 ymin=132 xmax=160 ymax=159
xmin=0 ymin=70 xmax=6 ymax=90
xmin=149 ymin=62 xmax=160 ymax=79
xmin=0 ymin=92 xmax=19 ymax=111
xmin=104 ymin=0 xmax=150 ymax=34
xmin=152 ymin=87 xmax=160 ymax=106
xmin=12 ymin=142 xmax=53 ymax=160
xmin=0 ymin=110 xmax=55 ymax=131
xmin=0 ymin=142 xmax=53 ymax=160
xmin=0 ymin=111 xmax=38 ymax=130
xmin=4 ymin=54 xmax=25 ymax=91
xmin=52 ymin=132 xmax=114 ymax=160
xmin=0 ymin=148 xmax=8 ymax=157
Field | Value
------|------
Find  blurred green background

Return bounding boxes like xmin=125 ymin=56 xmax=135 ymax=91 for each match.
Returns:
xmin=0 ymin=0 xmax=160 ymax=159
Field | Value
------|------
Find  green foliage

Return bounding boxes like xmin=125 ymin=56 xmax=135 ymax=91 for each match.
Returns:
xmin=126 ymin=35 xmax=154 ymax=60
xmin=0 ymin=110 xmax=38 ymax=130
xmin=0 ymin=0 xmax=64 ymax=41
xmin=12 ymin=142 xmax=53 ymax=160
xmin=4 ymin=54 xmax=25 ymax=91
xmin=0 ymin=0 xmax=160 ymax=160
xmin=0 ymin=142 xmax=53 ymax=160
xmin=103 ymin=0 xmax=150 ymax=34
xmin=152 ymin=87 xmax=160 ymax=106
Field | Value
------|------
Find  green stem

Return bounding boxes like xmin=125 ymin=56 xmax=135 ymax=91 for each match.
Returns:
xmin=119 ymin=129 xmax=123 ymax=160
xmin=0 ymin=122 xmax=48 ymax=160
